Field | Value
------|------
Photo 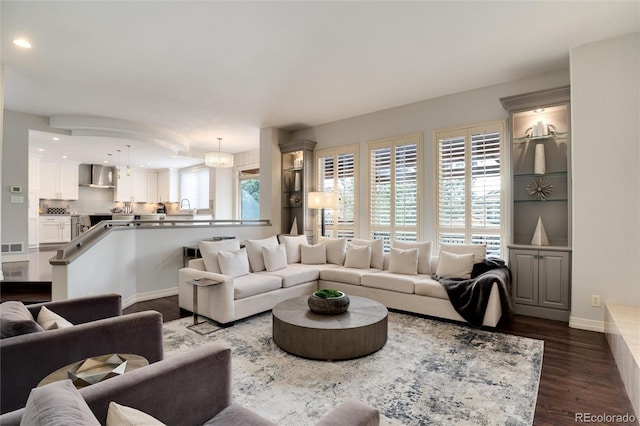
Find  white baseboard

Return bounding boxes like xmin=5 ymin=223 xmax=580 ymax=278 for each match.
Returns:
xmin=122 ymin=287 xmax=179 ymax=309
xmin=569 ymin=316 xmax=605 ymax=333
xmin=1 ymin=253 xmax=30 ymax=263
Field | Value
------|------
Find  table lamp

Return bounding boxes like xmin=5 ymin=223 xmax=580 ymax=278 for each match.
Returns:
xmin=307 ymin=192 xmax=339 ymax=237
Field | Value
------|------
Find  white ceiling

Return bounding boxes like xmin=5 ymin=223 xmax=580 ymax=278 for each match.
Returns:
xmin=2 ymin=1 xmax=638 ymax=169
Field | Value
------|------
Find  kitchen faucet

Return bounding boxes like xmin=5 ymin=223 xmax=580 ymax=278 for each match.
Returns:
xmin=180 ymin=199 xmax=190 ymax=210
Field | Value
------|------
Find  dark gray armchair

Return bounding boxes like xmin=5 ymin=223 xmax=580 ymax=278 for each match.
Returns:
xmin=0 ymin=294 xmax=163 ymax=414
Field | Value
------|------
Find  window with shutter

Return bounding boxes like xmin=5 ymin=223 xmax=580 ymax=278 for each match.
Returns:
xmin=368 ymin=134 xmax=422 ymax=249
xmin=180 ymin=166 xmax=210 ymax=210
xmin=436 ymin=121 xmax=505 ymax=257
xmin=315 ymin=145 xmax=358 ymax=239
xmin=239 ymin=167 xmax=259 ymax=220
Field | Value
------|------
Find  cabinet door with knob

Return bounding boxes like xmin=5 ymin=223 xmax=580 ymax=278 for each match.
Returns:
xmin=509 ymin=247 xmax=571 ymax=321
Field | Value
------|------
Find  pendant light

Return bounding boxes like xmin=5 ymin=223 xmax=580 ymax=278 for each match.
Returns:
xmin=126 ymin=144 xmax=132 ymax=176
xmin=204 ymin=137 xmax=234 ymax=168
xmin=116 ymin=149 xmax=122 ymax=179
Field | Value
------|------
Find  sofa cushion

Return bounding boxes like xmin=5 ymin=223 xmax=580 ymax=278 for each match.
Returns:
xmin=106 ymin=401 xmax=165 ymax=426
xmin=388 ymin=247 xmax=419 ymax=275
xmin=320 ymin=267 xmax=380 ymax=286
xmin=218 ymin=249 xmax=250 ymax=278
xmin=436 ymin=251 xmax=475 ymax=279
xmin=350 ymin=238 xmax=384 ymax=269
xmin=21 ymin=380 xmax=100 ymax=426
xmin=36 ymin=306 xmax=74 ymax=330
xmin=278 ymin=235 xmax=308 ymax=264
xmin=245 ymin=236 xmax=279 ymax=272
xmin=392 ymin=241 xmax=432 ymax=274
xmin=318 ymin=236 xmax=347 ymax=265
xmin=257 ymin=265 xmax=319 ymax=288
xmin=199 ymin=239 xmax=241 ymax=273
xmin=440 ymin=243 xmax=486 ymax=263
xmin=414 ymin=278 xmax=449 ymax=300
xmin=300 ymin=243 xmax=327 ymax=265
xmin=262 ymin=245 xmax=288 ymax=272
xmin=361 ymin=271 xmax=429 ymax=294
xmin=233 ymin=274 xmax=282 ymax=300
xmin=203 ymin=404 xmax=276 ymax=426
xmin=344 ymin=244 xmax=371 ymax=269
xmin=0 ymin=301 xmax=43 ymax=338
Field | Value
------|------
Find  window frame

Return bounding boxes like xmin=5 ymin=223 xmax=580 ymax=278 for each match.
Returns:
xmin=237 ymin=163 xmax=260 ymax=221
xmin=367 ymin=133 xmax=423 ymax=248
xmin=434 ymin=120 xmax=507 ymax=258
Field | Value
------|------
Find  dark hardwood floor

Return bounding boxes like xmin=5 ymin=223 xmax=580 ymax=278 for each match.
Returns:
xmin=3 ymin=284 xmax=635 ymax=425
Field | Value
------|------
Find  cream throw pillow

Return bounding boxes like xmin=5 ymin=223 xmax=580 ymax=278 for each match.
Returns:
xmin=344 ymin=244 xmax=372 ymax=269
xmin=278 ymin=235 xmax=308 ymax=264
xmin=244 ymin=236 xmax=279 ymax=272
xmin=300 ymin=244 xmax=327 ymax=264
xmin=389 ymin=248 xmax=419 ymax=275
xmin=106 ymin=401 xmax=166 ymax=426
xmin=37 ymin=306 xmax=73 ymax=330
xmin=439 ymin=243 xmax=486 ymax=264
xmin=218 ymin=248 xmax=250 ymax=278
xmin=392 ymin=241 xmax=432 ymax=274
xmin=350 ymin=238 xmax=384 ymax=269
xmin=198 ymin=239 xmax=240 ymax=273
xmin=262 ymin=245 xmax=288 ymax=272
xmin=318 ymin=236 xmax=347 ymax=265
xmin=436 ymin=251 xmax=475 ymax=279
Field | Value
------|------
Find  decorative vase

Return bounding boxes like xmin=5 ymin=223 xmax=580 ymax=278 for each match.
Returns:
xmin=308 ymin=290 xmax=350 ymax=315
xmin=294 ymin=172 xmax=301 ymax=191
xmin=534 ymin=143 xmax=546 ymax=175
xmin=531 ymin=217 xmax=549 ymax=246
xmin=290 ymin=217 xmax=298 ymax=235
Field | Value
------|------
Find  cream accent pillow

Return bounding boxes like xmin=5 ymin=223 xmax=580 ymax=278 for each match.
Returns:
xmin=392 ymin=241 xmax=432 ymax=274
xmin=301 ymin=244 xmax=327 ymax=265
xmin=198 ymin=239 xmax=240 ymax=273
xmin=262 ymin=245 xmax=288 ymax=272
xmin=436 ymin=251 xmax=475 ymax=279
xmin=350 ymin=238 xmax=384 ymax=269
xmin=244 ymin=236 xmax=279 ymax=272
xmin=278 ymin=235 xmax=308 ymax=264
xmin=37 ymin=306 xmax=73 ymax=330
xmin=344 ymin=244 xmax=372 ymax=269
xmin=106 ymin=401 xmax=166 ymax=426
xmin=439 ymin=243 xmax=486 ymax=264
xmin=389 ymin=248 xmax=419 ymax=275
xmin=318 ymin=236 xmax=347 ymax=265
xmin=218 ymin=248 xmax=250 ymax=278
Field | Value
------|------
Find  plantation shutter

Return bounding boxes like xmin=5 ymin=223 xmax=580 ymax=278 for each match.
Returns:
xmin=369 ymin=134 xmax=422 ymax=248
xmin=316 ymin=145 xmax=358 ymax=239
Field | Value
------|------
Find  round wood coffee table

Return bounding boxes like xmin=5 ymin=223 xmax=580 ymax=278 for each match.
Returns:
xmin=272 ymin=295 xmax=388 ymax=360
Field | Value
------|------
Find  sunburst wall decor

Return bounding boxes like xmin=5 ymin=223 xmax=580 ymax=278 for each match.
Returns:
xmin=526 ymin=178 xmax=553 ymax=201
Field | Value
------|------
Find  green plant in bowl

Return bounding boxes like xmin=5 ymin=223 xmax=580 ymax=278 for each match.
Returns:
xmin=313 ymin=289 xmax=343 ymax=299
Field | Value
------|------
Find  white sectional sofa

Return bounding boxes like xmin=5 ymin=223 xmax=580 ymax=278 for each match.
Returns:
xmin=178 ymin=235 xmax=505 ymax=328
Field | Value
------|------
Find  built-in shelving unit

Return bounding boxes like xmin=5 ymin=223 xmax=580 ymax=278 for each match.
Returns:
xmin=500 ymin=86 xmax=572 ymax=322
xmin=279 ymin=140 xmax=316 ymax=237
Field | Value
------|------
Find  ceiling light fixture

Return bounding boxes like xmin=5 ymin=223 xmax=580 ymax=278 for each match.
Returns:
xmin=204 ymin=137 xmax=234 ymax=168
xmin=13 ymin=38 xmax=31 ymax=48
xmin=533 ymin=108 xmax=545 ymax=113
xmin=116 ymin=149 xmax=122 ymax=179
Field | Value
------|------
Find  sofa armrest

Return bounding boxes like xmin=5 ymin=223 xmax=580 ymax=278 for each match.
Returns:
xmin=316 ymin=399 xmax=380 ymax=426
xmin=27 ymin=293 xmax=122 ymax=325
xmin=80 ymin=343 xmax=232 ymax=425
xmin=178 ymin=268 xmax=235 ymax=324
xmin=0 ymin=310 xmax=163 ymax=414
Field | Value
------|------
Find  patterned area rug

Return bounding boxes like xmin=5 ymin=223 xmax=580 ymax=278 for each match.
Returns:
xmin=163 ymin=312 xmax=543 ymax=426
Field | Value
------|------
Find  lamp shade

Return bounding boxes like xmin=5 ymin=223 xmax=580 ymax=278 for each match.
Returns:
xmin=308 ymin=192 xmax=339 ymax=209
xmin=204 ymin=151 xmax=234 ymax=168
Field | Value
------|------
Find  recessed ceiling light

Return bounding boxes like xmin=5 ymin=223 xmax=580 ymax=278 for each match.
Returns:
xmin=103 ymin=160 xmax=108 ymax=164
xmin=172 ymin=155 xmax=177 ymax=158
xmin=61 ymin=155 xmax=68 ymax=159
xmin=147 ymin=162 xmax=151 ymax=166
xmin=38 ymin=148 xmax=45 ymax=152
xmin=52 ymin=137 xmax=60 ymax=141
xmin=139 ymin=164 xmax=144 ymax=168
xmin=13 ymin=38 xmax=31 ymax=49
xmin=533 ymin=108 xmax=545 ymax=113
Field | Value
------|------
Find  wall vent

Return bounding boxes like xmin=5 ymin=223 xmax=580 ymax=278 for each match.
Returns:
xmin=1 ymin=243 xmax=24 ymax=254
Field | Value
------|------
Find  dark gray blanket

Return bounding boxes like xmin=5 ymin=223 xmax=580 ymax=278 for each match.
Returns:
xmin=435 ymin=259 xmax=513 ymax=327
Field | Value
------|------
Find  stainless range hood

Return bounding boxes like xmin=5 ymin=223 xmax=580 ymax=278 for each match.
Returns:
xmin=78 ymin=164 xmax=115 ymax=188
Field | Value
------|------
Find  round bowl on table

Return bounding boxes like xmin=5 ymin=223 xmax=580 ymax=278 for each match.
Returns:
xmin=307 ymin=291 xmax=350 ymax=315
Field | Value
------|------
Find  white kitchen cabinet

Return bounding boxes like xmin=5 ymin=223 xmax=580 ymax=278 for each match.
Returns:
xmin=157 ymin=169 xmax=178 ymax=202
xmin=39 ymin=160 xmax=79 ymax=200
xmin=115 ymin=169 xmax=131 ymax=202
xmin=115 ymin=170 xmax=157 ymax=202
xmin=132 ymin=171 xmax=147 ymax=202
xmin=146 ymin=172 xmax=158 ymax=202
xmin=39 ymin=216 xmax=71 ymax=243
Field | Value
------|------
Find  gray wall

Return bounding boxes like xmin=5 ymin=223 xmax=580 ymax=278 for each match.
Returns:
xmin=1 ymin=110 xmax=68 ymax=257
xmin=570 ymin=32 xmax=640 ymax=327
xmin=292 ymin=69 xmax=570 ymax=242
